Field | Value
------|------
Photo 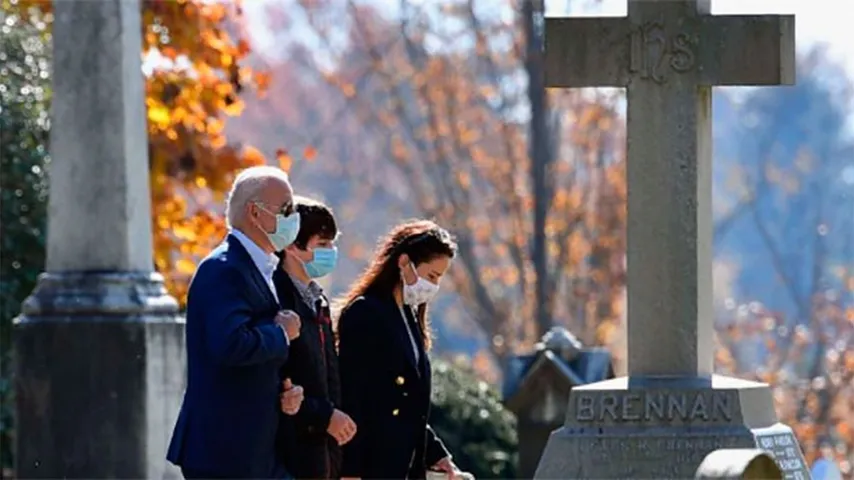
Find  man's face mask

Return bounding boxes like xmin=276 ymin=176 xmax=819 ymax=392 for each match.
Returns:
xmin=255 ymin=202 xmax=300 ymax=251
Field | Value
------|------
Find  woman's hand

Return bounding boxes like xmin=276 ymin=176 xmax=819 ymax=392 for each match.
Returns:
xmin=431 ymin=457 xmax=461 ymax=480
xmin=327 ymin=408 xmax=357 ymax=445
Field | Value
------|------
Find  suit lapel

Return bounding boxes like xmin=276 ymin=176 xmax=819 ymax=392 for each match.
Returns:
xmin=227 ymin=234 xmax=278 ymax=309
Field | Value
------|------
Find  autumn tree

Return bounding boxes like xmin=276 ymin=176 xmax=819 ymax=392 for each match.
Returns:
xmin=12 ymin=0 xmax=275 ymax=306
xmin=255 ymin=0 xmax=628 ymax=363
xmin=713 ymin=49 xmax=854 ymax=473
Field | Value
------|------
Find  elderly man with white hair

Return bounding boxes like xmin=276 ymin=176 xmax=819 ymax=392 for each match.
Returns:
xmin=167 ymin=166 xmax=306 ymax=479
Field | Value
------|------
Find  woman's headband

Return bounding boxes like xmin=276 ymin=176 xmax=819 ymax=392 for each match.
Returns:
xmin=395 ymin=231 xmax=432 ymax=254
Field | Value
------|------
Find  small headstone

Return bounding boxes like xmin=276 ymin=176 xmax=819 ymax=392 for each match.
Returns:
xmin=533 ymin=1 xmax=809 ymax=478
xmin=753 ymin=426 xmax=811 ymax=479
xmin=504 ymin=327 xmax=614 ymax=478
xmin=695 ymin=449 xmax=783 ymax=479
xmin=538 ymin=326 xmax=583 ymax=361
xmin=14 ymin=0 xmax=184 ymax=478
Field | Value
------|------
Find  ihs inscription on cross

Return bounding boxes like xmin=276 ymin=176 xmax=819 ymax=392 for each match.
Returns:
xmin=545 ymin=0 xmax=795 ymax=377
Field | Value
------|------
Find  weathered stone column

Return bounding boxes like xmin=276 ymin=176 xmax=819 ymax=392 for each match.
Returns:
xmin=14 ymin=1 xmax=184 ymax=478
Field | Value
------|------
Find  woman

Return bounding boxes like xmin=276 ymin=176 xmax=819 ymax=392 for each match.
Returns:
xmin=336 ymin=220 xmax=462 ymax=480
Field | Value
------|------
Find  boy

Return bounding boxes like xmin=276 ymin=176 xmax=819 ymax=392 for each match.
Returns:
xmin=273 ymin=196 xmax=356 ymax=479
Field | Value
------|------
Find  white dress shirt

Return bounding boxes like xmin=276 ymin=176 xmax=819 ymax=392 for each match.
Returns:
xmin=230 ymin=229 xmax=288 ymax=342
xmin=289 ymin=273 xmax=324 ymax=314
xmin=231 ymin=229 xmax=280 ymax=303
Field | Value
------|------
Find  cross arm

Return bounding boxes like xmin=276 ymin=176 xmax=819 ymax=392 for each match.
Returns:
xmin=698 ymin=14 xmax=796 ymax=86
xmin=545 ymin=17 xmax=631 ymax=88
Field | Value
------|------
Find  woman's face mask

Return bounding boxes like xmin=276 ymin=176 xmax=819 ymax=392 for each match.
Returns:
xmin=402 ymin=261 xmax=440 ymax=305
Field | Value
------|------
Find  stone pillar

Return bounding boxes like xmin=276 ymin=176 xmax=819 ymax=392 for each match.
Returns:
xmin=14 ymin=0 xmax=184 ymax=478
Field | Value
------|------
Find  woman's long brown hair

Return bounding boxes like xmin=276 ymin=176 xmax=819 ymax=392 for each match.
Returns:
xmin=335 ymin=219 xmax=456 ymax=350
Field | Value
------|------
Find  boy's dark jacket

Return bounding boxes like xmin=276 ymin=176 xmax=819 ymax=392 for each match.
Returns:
xmin=273 ymin=266 xmax=342 ymax=479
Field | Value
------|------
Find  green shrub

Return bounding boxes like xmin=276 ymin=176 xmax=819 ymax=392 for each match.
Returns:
xmin=0 ymin=12 xmax=52 ymax=474
xmin=430 ymin=358 xmax=518 ymax=479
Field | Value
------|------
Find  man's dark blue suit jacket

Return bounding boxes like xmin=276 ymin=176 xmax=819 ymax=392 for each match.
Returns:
xmin=167 ymin=234 xmax=290 ymax=479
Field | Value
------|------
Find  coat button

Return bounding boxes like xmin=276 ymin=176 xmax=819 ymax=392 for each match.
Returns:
xmin=396 ymin=376 xmax=405 ymax=385
xmin=392 ymin=409 xmax=400 ymax=416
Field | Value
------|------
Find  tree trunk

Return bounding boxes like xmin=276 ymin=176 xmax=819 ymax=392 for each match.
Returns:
xmin=523 ymin=0 xmax=553 ymax=338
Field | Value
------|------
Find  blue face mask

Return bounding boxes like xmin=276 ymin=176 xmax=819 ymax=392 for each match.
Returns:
xmin=305 ymin=246 xmax=338 ymax=278
xmin=267 ymin=211 xmax=301 ymax=251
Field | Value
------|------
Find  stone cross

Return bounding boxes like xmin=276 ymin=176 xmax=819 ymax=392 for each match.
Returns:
xmin=545 ymin=0 xmax=794 ymax=377
xmin=15 ymin=0 xmax=184 ymax=478
xmin=533 ymin=2 xmax=808 ymax=478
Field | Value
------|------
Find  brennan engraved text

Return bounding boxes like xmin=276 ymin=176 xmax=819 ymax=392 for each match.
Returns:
xmin=575 ymin=391 xmax=733 ymax=423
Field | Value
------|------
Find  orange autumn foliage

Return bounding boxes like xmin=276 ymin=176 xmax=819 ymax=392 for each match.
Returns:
xmin=266 ymin=0 xmax=628 ymax=361
xmin=16 ymin=0 xmax=276 ymax=305
xmin=715 ymin=291 xmax=854 ymax=472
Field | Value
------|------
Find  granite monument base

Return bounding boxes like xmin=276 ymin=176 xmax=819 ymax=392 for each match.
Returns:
xmin=534 ymin=376 xmax=810 ymax=480
xmin=14 ymin=272 xmax=185 ymax=479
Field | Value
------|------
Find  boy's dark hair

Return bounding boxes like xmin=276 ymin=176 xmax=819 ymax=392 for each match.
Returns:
xmin=292 ymin=195 xmax=337 ymax=249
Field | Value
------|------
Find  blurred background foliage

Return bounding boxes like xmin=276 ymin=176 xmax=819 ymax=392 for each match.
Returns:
xmin=0 ymin=9 xmax=51 ymax=474
xmin=430 ymin=358 xmax=518 ymax=479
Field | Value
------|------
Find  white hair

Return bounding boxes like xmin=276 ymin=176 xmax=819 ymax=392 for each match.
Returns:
xmin=225 ymin=166 xmax=291 ymax=228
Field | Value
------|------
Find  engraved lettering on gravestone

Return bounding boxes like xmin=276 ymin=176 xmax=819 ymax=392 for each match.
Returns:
xmin=755 ymin=433 xmax=808 ymax=480
xmin=576 ymin=437 xmax=733 ymax=476
xmin=621 ymin=393 xmax=640 ymax=420
xmin=575 ymin=391 xmax=732 ymax=422
xmin=670 ymin=33 xmax=696 ymax=71
xmin=630 ymin=20 xmax=697 ymax=84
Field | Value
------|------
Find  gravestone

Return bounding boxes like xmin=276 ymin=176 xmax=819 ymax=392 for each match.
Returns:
xmin=14 ymin=0 xmax=184 ymax=478
xmin=503 ymin=327 xmax=614 ymax=478
xmin=534 ymin=1 xmax=810 ymax=478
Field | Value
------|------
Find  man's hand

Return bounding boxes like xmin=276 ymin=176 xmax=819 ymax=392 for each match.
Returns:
xmin=275 ymin=310 xmax=301 ymax=340
xmin=327 ymin=408 xmax=357 ymax=445
xmin=280 ymin=378 xmax=304 ymax=415
xmin=283 ymin=245 xmax=311 ymax=278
